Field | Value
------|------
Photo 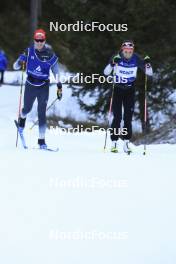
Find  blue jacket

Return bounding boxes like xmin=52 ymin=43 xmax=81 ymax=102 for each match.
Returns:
xmin=14 ymin=45 xmax=59 ymax=86
xmin=0 ymin=50 xmax=8 ymax=70
xmin=104 ymin=52 xmax=152 ymax=85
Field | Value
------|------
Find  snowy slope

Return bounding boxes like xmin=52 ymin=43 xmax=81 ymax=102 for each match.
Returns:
xmin=0 ymin=82 xmax=176 ymax=264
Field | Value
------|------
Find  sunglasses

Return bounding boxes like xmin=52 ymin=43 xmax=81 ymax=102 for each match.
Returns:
xmin=34 ymin=39 xmax=45 ymax=43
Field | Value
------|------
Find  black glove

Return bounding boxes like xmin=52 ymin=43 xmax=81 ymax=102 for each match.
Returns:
xmin=18 ymin=53 xmax=27 ymax=69
xmin=57 ymin=82 xmax=62 ymax=100
xmin=144 ymin=56 xmax=152 ymax=70
xmin=110 ymin=54 xmax=121 ymax=67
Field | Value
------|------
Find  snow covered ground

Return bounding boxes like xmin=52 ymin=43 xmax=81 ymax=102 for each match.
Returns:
xmin=0 ymin=82 xmax=176 ymax=264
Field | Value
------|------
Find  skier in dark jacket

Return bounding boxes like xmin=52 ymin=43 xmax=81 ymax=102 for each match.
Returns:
xmin=104 ymin=40 xmax=153 ymax=153
xmin=0 ymin=49 xmax=8 ymax=84
xmin=13 ymin=29 xmax=62 ymax=149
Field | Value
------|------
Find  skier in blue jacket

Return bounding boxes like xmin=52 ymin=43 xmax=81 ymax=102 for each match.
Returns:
xmin=13 ymin=29 xmax=62 ymax=149
xmin=104 ymin=40 xmax=153 ymax=153
xmin=0 ymin=49 xmax=8 ymax=84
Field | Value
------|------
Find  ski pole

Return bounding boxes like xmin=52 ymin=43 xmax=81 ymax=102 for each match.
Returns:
xmin=16 ymin=63 xmax=25 ymax=147
xmin=103 ymin=66 xmax=116 ymax=151
xmin=143 ymin=74 xmax=148 ymax=155
xmin=29 ymin=97 xmax=58 ymax=130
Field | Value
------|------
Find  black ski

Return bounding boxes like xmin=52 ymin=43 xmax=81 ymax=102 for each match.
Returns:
xmin=33 ymin=147 xmax=59 ymax=152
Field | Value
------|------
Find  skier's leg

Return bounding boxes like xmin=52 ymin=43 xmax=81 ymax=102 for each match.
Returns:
xmin=122 ymin=88 xmax=135 ymax=153
xmin=37 ymin=84 xmax=49 ymax=146
xmin=19 ymin=82 xmax=37 ymax=128
xmin=2 ymin=71 xmax=4 ymax=83
xmin=123 ymin=88 xmax=135 ymax=140
xmin=110 ymin=88 xmax=123 ymax=142
xmin=0 ymin=70 xmax=4 ymax=84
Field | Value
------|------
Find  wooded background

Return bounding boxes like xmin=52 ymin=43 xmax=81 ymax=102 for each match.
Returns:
xmin=0 ymin=0 xmax=176 ymax=129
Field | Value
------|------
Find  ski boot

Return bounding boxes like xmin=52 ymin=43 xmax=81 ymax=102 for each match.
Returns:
xmin=38 ymin=139 xmax=47 ymax=150
xmin=123 ymin=140 xmax=132 ymax=155
xmin=18 ymin=117 xmax=26 ymax=135
xmin=111 ymin=141 xmax=119 ymax=153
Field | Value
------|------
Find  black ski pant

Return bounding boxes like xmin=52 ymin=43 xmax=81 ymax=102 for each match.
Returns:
xmin=22 ymin=81 xmax=49 ymax=136
xmin=0 ymin=70 xmax=4 ymax=84
xmin=110 ymin=85 xmax=135 ymax=141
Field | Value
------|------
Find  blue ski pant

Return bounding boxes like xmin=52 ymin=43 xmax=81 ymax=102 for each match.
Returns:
xmin=21 ymin=81 xmax=49 ymax=137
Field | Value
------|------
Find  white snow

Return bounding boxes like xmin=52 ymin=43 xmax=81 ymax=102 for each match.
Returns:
xmin=0 ymin=80 xmax=176 ymax=264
